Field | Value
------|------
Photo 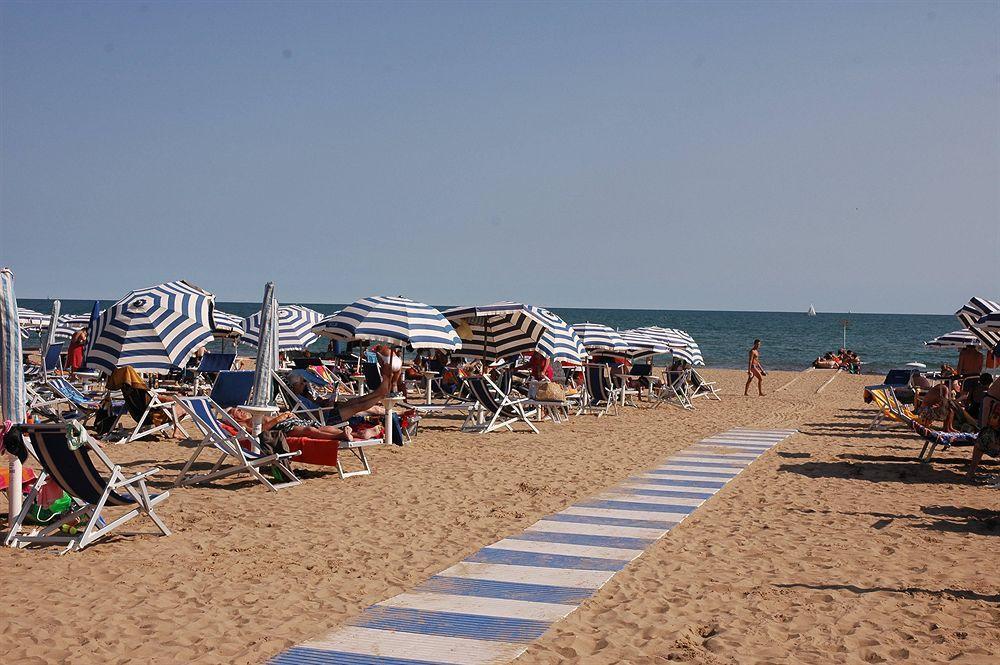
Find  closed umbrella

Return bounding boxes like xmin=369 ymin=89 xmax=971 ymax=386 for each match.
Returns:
xmin=1 ymin=269 xmax=27 ymax=523
xmin=87 ymin=280 xmax=215 ymax=374
xmin=312 ymin=295 xmax=460 ymax=350
xmin=249 ymin=283 xmax=278 ymax=408
xmin=243 ymin=305 xmax=323 ymax=351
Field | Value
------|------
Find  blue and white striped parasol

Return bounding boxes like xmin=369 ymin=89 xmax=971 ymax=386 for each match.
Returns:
xmin=529 ymin=306 xmax=587 ymax=364
xmin=17 ymin=307 xmax=50 ymax=331
xmin=1 ymin=269 xmax=27 ymax=519
xmin=572 ymin=322 xmax=629 ymax=354
xmin=958 ymin=297 xmax=1000 ymax=350
xmin=243 ymin=305 xmax=323 ymax=351
xmin=54 ymin=313 xmax=94 ymax=340
xmin=312 ymin=295 xmax=460 ymax=350
xmin=925 ymin=329 xmax=983 ymax=349
xmin=445 ymin=301 xmax=554 ymax=360
xmin=86 ymin=280 xmax=215 ymax=375
xmin=212 ymin=310 xmax=245 ymax=339
xmin=619 ymin=330 xmax=670 ymax=359
xmin=628 ymin=326 xmax=704 ymax=365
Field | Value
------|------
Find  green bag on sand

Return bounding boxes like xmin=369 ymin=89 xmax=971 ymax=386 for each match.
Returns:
xmin=26 ymin=490 xmax=72 ymax=525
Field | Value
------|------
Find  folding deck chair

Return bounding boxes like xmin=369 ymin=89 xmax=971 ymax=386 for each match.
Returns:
xmin=462 ymin=375 xmax=539 ymax=434
xmin=651 ymin=369 xmax=694 ymax=410
xmin=173 ymin=396 xmax=301 ymax=491
xmin=191 ymin=352 xmax=237 ymax=394
xmin=5 ymin=423 xmax=171 ymax=553
xmin=43 ymin=376 xmax=105 ymax=425
xmin=865 ymin=385 xmax=975 ymax=462
xmin=210 ymin=370 xmax=255 ymax=408
xmin=579 ymin=364 xmax=620 ymax=417
xmin=689 ymin=368 xmax=721 ymax=401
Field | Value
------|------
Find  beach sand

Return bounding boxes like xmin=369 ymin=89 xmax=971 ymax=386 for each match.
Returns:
xmin=2 ymin=369 xmax=998 ymax=664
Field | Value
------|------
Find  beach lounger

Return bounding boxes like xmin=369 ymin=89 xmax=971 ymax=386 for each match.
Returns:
xmin=690 ymin=368 xmax=721 ymax=401
xmin=5 ymin=423 xmax=171 ymax=553
xmin=462 ymin=374 xmax=539 ymax=434
xmin=651 ymin=369 xmax=694 ymax=410
xmin=191 ymin=352 xmax=236 ymax=393
xmin=209 ymin=370 xmax=256 ymax=408
xmin=865 ymin=385 xmax=975 ymax=462
xmin=173 ymin=396 xmax=301 ymax=491
xmin=580 ymin=364 xmax=620 ymax=417
xmin=43 ymin=376 xmax=106 ymax=425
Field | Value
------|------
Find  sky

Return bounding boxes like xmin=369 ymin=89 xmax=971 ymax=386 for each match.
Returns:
xmin=1 ymin=1 xmax=997 ymax=314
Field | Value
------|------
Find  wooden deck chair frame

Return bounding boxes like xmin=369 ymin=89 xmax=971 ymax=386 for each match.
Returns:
xmin=5 ymin=423 xmax=171 ymax=554
xmin=579 ymin=364 xmax=620 ymax=417
xmin=650 ymin=369 xmax=694 ymax=410
xmin=461 ymin=374 xmax=539 ymax=434
xmin=173 ymin=396 xmax=301 ymax=491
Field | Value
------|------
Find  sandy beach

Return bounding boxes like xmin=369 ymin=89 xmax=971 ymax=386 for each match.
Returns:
xmin=2 ymin=368 xmax=998 ymax=664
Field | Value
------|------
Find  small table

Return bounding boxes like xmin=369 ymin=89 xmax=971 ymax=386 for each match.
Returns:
xmin=240 ymin=404 xmax=280 ymax=451
xmin=351 ymin=374 xmax=366 ymax=395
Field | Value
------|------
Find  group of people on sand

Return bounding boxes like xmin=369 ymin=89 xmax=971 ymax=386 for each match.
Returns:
xmin=813 ymin=348 xmax=861 ymax=373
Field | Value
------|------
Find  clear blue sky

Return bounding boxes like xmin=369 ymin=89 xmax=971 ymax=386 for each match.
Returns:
xmin=2 ymin=1 xmax=997 ymax=313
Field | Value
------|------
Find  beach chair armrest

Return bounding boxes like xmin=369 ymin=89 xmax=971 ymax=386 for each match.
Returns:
xmin=113 ymin=467 xmax=161 ymax=488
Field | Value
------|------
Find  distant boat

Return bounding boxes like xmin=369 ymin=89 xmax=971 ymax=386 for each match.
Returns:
xmin=807 ymin=304 xmax=817 ymax=316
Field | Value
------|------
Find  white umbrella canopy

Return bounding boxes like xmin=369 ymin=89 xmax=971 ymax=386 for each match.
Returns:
xmin=619 ymin=329 xmax=670 ymax=360
xmin=312 ymin=295 xmax=461 ymax=350
xmin=530 ymin=306 xmax=587 ymax=364
xmin=629 ymin=326 xmax=705 ymax=365
xmin=212 ymin=310 xmax=245 ymax=339
xmin=17 ymin=307 xmax=50 ymax=331
xmin=572 ymin=322 xmax=629 ymax=354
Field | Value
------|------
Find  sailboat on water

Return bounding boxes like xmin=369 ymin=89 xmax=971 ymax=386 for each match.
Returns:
xmin=807 ymin=303 xmax=817 ymax=316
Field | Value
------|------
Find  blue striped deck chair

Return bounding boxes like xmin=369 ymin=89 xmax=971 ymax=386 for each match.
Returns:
xmin=273 ymin=371 xmax=348 ymax=425
xmin=690 ymin=368 xmax=721 ymax=401
xmin=651 ymin=368 xmax=694 ymax=410
xmin=461 ymin=374 xmax=539 ymax=434
xmin=210 ymin=370 xmax=255 ymax=409
xmin=44 ymin=376 xmax=105 ymax=424
xmin=4 ymin=423 xmax=171 ymax=553
xmin=173 ymin=396 xmax=301 ymax=491
xmin=41 ymin=341 xmax=63 ymax=375
xmin=580 ymin=364 xmax=620 ymax=417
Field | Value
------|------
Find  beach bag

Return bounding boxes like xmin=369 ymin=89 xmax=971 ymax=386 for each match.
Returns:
xmin=535 ymin=381 xmax=565 ymax=402
xmin=27 ymin=480 xmax=72 ymax=525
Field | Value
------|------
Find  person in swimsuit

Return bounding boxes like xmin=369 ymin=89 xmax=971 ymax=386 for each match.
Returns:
xmin=744 ymin=338 xmax=766 ymax=396
xmin=286 ymin=358 xmax=400 ymax=424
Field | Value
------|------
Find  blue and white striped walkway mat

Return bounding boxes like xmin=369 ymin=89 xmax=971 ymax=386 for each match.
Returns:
xmin=271 ymin=428 xmax=796 ymax=664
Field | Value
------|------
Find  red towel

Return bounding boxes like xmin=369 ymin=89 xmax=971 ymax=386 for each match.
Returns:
xmin=284 ymin=437 xmax=339 ymax=467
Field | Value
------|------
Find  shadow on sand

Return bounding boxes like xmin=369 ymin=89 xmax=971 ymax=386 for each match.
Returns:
xmin=773 ymin=582 xmax=1000 ymax=603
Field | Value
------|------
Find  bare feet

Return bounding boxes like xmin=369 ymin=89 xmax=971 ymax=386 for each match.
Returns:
xmin=342 ymin=425 xmax=353 ymax=442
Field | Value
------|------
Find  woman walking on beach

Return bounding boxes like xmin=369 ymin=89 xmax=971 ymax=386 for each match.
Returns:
xmin=744 ymin=338 xmax=766 ymax=396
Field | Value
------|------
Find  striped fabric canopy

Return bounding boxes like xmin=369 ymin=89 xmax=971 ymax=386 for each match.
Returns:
xmin=571 ymin=322 xmax=629 ymax=353
xmin=312 ymin=295 xmax=461 ymax=350
xmin=243 ymin=305 xmax=323 ymax=351
xmin=619 ymin=330 xmax=670 ymax=359
xmin=925 ymin=330 xmax=982 ymax=349
xmin=977 ymin=312 xmax=1000 ymax=331
xmin=212 ymin=310 xmax=245 ymax=339
xmin=18 ymin=307 xmax=50 ymax=330
xmin=530 ymin=306 xmax=587 ymax=364
xmin=53 ymin=313 xmax=92 ymax=340
xmin=445 ymin=301 xmax=553 ymax=360
xmin=956 ymin=297 xmax=1000 ymax=351
xmin=86 ymin=280 xmax=215 ymax=375
xmin=628 ymin=326 xmax=705 ymax=365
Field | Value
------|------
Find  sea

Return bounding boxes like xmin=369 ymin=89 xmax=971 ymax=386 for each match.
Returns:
xmin=20 ymin=299 xmax=968 ymax=376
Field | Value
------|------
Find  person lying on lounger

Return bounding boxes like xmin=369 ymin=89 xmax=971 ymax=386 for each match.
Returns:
xmin=228 ymin=408 xmax=380 ymax=442
xmin=285 ymin=362 xmax=400 ymax=424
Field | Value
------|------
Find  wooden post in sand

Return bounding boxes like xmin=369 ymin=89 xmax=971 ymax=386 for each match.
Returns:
xmin=816 ymin=368 xmax=842 ymax=394
xmin=775 ymin=367 xmax=814 ymax=393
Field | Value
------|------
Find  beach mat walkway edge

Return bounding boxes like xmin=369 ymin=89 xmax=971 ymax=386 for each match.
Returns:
xmin=271 ymin=428 xmax=797 ymax=665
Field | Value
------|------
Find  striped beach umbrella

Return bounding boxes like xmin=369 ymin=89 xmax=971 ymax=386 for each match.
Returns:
xmin=212 ymin=310 xmax=245 ymax=339
xmin=529 ymin=306 xmax=587 ymax=364
xmin=53 ymin=313 xmax=92 ymax=340
xmin=445 ymin=301 xmax=554 ymax=360
xmin=243 ymin=305 xmax=323 ymax=351
xmin=572 ymin=322 xmax=629 ymax=354
xmin=249 ymin=283 xmax=278 ymax=407
xmin=925 ymin=329 xmax=983 ymax=349
xmin=619 ymin=330 xmax=670 ymax=359
xmin=956 ymin=297 xmax=1000 ymax=351
xmin=629 ymin=326 xmax=705 ymax=365
xmin=18 ymin=307 xmax=50 ymax=331
xmin=87 ymin=280 xmax=215 ymax=375
xmin=1 ymin=269 xmax=27 ymax=519
xmin=312 ymin=295 xmax=461 ymax=350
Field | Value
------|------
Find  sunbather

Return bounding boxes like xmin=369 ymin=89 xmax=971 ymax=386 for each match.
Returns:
xmin=229 ymin=408 xmax=379 ymax=442
xmin=286 ymin=360 xmax=399 ymax=423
